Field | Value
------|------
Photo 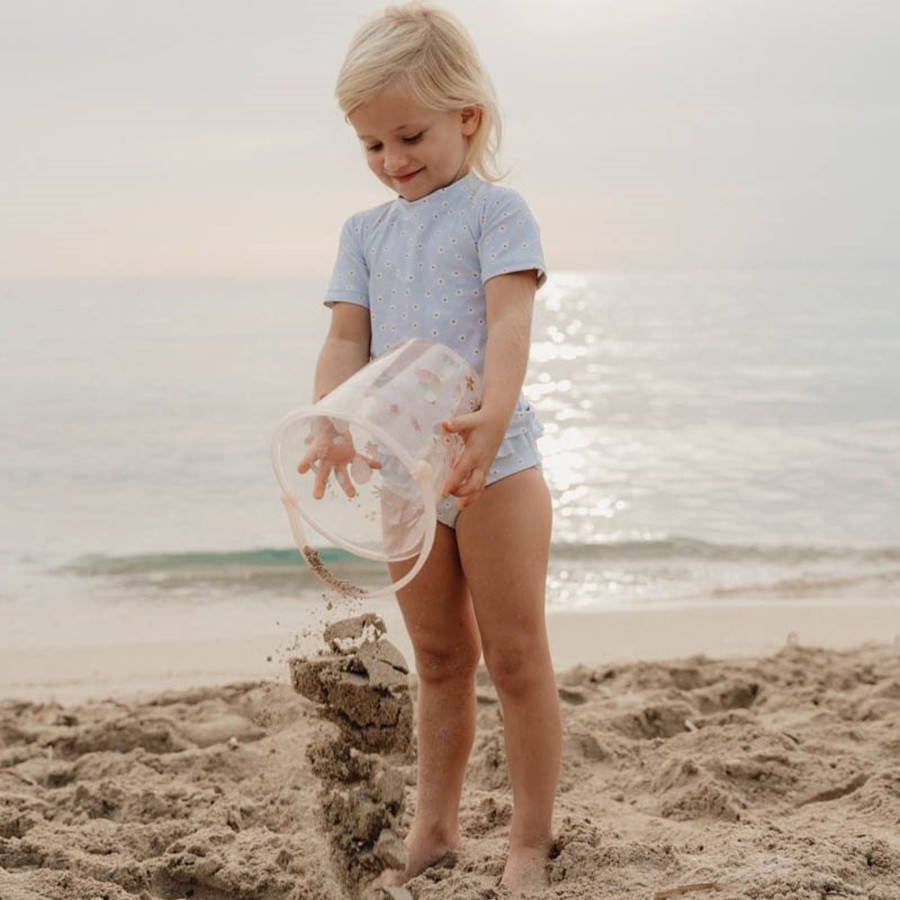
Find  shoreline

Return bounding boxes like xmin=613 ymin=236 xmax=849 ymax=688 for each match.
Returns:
xmin=3 ymin=601 xmax=899 ymax=705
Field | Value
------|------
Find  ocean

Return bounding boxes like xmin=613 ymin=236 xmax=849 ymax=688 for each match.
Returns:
xmin=2 ymin=269 xmax=899 ymax=650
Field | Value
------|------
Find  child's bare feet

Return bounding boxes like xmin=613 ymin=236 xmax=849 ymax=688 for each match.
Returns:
xmin=501 ymin=845 xmax=551 ymax=895
xmin=367 ymin=828 xmax=460 ymax=895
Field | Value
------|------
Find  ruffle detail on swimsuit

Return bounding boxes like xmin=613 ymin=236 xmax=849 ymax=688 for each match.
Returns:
xmin=497 ymin=402 xmax=543 ymax=452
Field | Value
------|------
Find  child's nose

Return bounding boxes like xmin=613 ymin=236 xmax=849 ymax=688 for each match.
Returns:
xmin=384 ymin=146 xmax=410 ymax=174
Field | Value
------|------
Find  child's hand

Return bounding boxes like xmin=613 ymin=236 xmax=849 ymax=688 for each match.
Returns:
xmin=440 ymin=410 xmax=507 ymax=511
xmin=297 ymin=417 xmax=381 ymax=500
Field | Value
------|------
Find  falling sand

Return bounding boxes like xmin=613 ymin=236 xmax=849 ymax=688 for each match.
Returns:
xmin=289 ymin=613 xmax=413 ymax=896
xmin=301 ymin=546 xmax=367 ymax=599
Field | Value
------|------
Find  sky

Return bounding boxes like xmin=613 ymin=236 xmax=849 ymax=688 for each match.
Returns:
xmin=1 ymin=0 xmax=898 ymax=278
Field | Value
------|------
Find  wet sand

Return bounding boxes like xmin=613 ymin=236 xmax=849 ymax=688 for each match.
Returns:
xmin=6 ymin=603 xmax=900 ymax=705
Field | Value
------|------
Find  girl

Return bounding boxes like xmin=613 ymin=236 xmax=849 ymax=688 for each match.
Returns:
xmin=301 ymin=3 xmax=563 ymax=892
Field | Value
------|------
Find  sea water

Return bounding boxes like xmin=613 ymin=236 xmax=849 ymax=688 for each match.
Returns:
xmin=1 ymin=269 xmax=898 ymax=649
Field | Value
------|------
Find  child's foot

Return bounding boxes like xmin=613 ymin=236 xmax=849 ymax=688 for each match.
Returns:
xmin=368 ymin=837 xmax=460 ymax=894
xmin=501 ymin=846 xmax=551 ymax=895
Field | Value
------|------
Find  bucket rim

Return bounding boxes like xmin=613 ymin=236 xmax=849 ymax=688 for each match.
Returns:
xmin=270 ymin=404 xmax=438 ymax=564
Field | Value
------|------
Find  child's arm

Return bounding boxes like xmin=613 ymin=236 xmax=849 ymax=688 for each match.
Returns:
xmin=298 ymin=303 xmax=375 ymax=499
xmin=312 ymin=302 xmax=372 ymax=398
xmin=442 ymin=269 xmax=538 ymax=509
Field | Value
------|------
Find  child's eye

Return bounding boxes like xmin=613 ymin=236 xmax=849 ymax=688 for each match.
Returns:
xmin=402 ymin=132 xmax=423 ymax=144
xmin=365 ymin=142 xmax=383 ymax=153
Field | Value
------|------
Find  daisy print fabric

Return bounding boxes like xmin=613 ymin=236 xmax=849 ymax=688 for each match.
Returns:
xmin=324 ymin=173 xmax=547 ymax=372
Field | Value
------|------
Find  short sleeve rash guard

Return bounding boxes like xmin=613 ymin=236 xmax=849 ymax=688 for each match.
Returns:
xmin=324 ymin=173 xmax=546 ymax=374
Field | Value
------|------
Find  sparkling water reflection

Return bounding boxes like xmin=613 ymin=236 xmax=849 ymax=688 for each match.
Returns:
xmin=1 ymin=269 xmax=898 ymax=643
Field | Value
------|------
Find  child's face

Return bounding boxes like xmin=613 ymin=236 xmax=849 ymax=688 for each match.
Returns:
xmin=349 ymin=85 xmax=479 ymax=202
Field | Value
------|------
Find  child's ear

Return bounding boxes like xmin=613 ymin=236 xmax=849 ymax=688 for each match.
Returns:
xmin=460 ymin=105 xmax=482 ymax=136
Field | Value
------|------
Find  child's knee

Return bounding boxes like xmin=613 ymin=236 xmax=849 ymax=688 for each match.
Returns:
xmin=413 ymin=637 xmax=481 ymax=686
xmin=482 ymin=639 xmax=549 ymax=698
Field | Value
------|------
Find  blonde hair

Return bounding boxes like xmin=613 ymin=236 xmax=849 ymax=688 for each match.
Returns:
xmin=336 ymin=2 xmax=504 ymax=182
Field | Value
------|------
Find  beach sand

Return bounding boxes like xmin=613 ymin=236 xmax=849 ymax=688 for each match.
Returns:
xmin=2 ymin=604 xmax=899 ymax=899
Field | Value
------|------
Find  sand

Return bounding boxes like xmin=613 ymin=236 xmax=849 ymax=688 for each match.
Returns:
xmin=2 ymin=606 xmax=900 ymax=900
xmin=289 ymin=613 xmax=413 ymax=893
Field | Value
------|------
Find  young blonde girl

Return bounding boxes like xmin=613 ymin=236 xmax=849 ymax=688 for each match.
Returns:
xmin=301 ymin=3 xmax=563 ymax=892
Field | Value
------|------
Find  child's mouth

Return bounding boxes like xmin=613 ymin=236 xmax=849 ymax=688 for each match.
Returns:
xmin=393 ymin=169 xmax=423 ymax=183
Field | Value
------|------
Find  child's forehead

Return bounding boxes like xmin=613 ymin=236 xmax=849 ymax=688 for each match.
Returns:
xmin=349 ymin=89 xmax=442 ymax=137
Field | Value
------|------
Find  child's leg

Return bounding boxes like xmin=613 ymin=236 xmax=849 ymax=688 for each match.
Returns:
xmin=387 ymin=523 xmax=482 ymax=879
xmin=456 ymin=467 xmax=561 ymax=891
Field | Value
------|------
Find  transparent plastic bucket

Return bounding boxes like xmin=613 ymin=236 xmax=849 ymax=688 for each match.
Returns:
xmin=271 ymin=339 xmax=482 ymax=597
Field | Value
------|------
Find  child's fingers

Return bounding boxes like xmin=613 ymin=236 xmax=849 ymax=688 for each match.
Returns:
xmin=445 ymin=444 xmax=475 ymax=490
xmin=298 ymin=437 xmax=332 ymax=474
xmin=442 ymin=411 xmax=482 ymax=435
xmin=456 ymin=489 xmax=485 ymax=510
xmin=335 ymin=463 xmax=357 ymax=499
xmin=443 ymin=462 xmax=485 ymax=499
xmin=441 ymin=461 xmax=466 ymax=497
xmin=459 ymin=466 xmax=486 ymax=494
xmin=297 ymin=450 xmax=318 ymax=475
xmin=312 ymin=462 xmax=331 ymax=500
xmin=453 ymin=468 xmax=487 ymax=509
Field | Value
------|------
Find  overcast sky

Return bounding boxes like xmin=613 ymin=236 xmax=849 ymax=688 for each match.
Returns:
xmin=2 ymin=0 xmax=898 ymax=278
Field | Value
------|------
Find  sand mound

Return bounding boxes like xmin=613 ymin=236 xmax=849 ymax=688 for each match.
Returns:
xmin=290 ymin=613 xmax=413 ymax=896
xmin=1 ymin=640 xmax=899 ymax=898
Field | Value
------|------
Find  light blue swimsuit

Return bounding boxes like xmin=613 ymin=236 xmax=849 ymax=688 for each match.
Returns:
xmin=325 ymin=173 xmax=547 ymax=527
